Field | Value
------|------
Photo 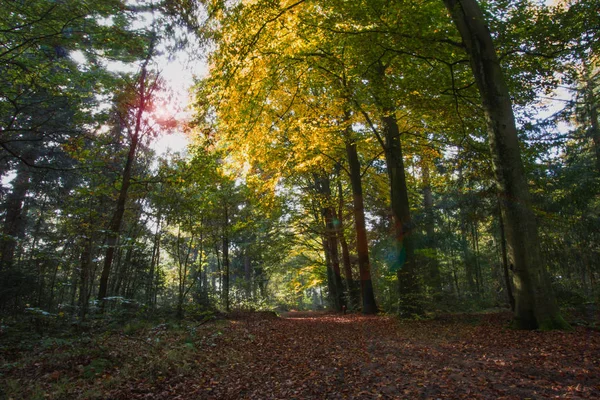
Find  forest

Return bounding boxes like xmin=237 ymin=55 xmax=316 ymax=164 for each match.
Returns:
xmin=1 ymin=0 xmax=599 ymax=398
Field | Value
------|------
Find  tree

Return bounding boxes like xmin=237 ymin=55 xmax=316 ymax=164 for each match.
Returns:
xmin=442 ymin=0 xmax=569 ymax=329
xmin=97 ymin=36 xmax=160 ymax=304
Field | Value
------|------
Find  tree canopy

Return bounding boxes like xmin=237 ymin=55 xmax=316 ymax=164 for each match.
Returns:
xmin=0 ymin=0 xmax=598 ymax=332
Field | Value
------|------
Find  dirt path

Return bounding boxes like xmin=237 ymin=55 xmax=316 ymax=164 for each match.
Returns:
xmin=3 ymin=312 xmax=599 ymax=399
xmin=165 ymin=312 xmax=599 ymax=399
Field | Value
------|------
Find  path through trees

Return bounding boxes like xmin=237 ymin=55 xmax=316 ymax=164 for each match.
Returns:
xmin=3 ymin=312 xmax=598 ymax=399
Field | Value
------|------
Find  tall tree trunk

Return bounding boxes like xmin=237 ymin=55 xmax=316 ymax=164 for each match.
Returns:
xmin=443 ymin=0 xmax=568 ymax=329
xmin=0 ymin=163 xmax=31 ymax=272
xmin=98 ymin=80 xmax=148 ymax=304
xmin=345 ymin=139 xmax=378 ymax=314
xmin=584 ymin=68 xmax=600 ymax=174
xmin=322 ymin=236 xmax=337 ymax=309
xmin=148 ymin=215 xmax=161 ymax=307
xmin=315 ymin=174 xmax=345 ymax=311
xmin=222 ymin=207 xmax=230 ymax=312
xmin=381 ymin=113 xmax=422 ymax=316
xmin=336 ymin=170 xmax=360 ymax=310
xmin=471 ymin=222 xmax=482 ymax=295
xmin=244 ymin=250 xmax=252 ymax=299
xmin=498 ymin=199 xmax=515 ymax=311
xmin=422 ymin=162 xmax=442 ymax=297
xmin=79 ymin=237 xmax=93 ymax=320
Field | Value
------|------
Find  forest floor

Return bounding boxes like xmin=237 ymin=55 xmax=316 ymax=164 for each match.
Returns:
xmin=1 ymin=311 xmax=599 ymax=399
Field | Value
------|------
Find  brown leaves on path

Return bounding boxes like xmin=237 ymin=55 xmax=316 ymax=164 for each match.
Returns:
xmin=2 ymin=312 xmax=599 ymax=399
xmin=175 ymin=312 xmax=600 ymax=399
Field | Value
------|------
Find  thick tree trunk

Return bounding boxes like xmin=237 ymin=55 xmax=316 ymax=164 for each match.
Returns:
xmin=443 ymin=0 xmax=568 ymax=329
xmin=336 ymin=171 xmax=360 ymax=310
xmin=325 ymin=209 xmax=345 ymax=311
xmin=381 ymin=113 xmax=422 ymax=316
xmin=345 ymin=140 xmax=378 ymax=314
xmin=584 ymin=71 xmax=600 ymax=174
xmin=315 ymin=174 xmax=345 ymax=311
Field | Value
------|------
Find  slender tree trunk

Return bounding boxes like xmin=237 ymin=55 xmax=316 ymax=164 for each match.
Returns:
xmin=223 ymin=207 xmax=230 ymax=312
xmin=422 ymin=162 xmax=442 ymax=297
xmin=443 ymin=0 xmax=568 ymax=329
xmin=148 ymin=215 xmax=161 ymax=307
xmin=214 ymin=242 xmax=221 ymax=293
xmin=381 ymin=113 xmax=422 ymax=316
xmin=244 ymin=250 xmax=252 ymax=299
xmin=498 ymin=200 xmax=515 ymax=311
xmin=471 ymin=222 xmax=482 ymax=294
xmin=0 ymin=163 xmax=31 ymax=272
xmin=97 ymin=37 xmax=156 ymax=305
xmin=79 ymin=238 xmax=93 ymax=320
xmin=98 ymin=106 xmax=143 ymax=303
xmin=322 ymin=236 xmax=337 ymax=309
xmin=345 ymin=140 xmax=378 ymax=314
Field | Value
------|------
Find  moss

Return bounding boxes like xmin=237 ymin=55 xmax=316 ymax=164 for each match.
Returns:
xmin=537 ymin=314 xmax=573 ymax=331
xmin=511 ymin=312 xmax=573 ymax=331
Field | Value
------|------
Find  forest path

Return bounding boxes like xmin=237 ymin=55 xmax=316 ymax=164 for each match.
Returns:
xmin=176 ymin=312 xmax=599 ymax=399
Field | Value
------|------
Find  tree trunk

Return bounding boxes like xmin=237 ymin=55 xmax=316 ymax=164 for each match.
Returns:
xmin=148 ymin=215 xmax=161 ymax=307
xmin=498 ymin=199 xmax=515 ymax=311
xmin=322 ymin=236 xmax=337 ymax=309
xmin=244 ymin=250 xmax=252 ymax=299
xmin=222 ymin=207 xmax=230 ymax=312
xmin=345 ymin=140 xmax=378 ymax=314
xmin=381 ymin=113 xmax=422 ymax=317
xmin=471 ymin=222 xmax=482 ymax=295
xmin=336 ymin=171 xmax=360 ymax=310
xmin=97 ymin=74 xmax=149 ymax=304
xmin=422 ymin=162 xmax=442 ymax=297
xmin=0 ymin=163 xmax=31 ymax=272
xmin=315 ymin=174 xmax=345 ymax=311
xmin=584 ymin=69 xmax=600 ymax=174
xmin=443 ymin=0 xmax=568 ymax=329
xmin=79 ymin=237 xmax=93 ymax=320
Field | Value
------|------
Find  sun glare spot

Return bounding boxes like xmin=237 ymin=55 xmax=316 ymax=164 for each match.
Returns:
xmin=152 ymin=132 xmax=189 ymax=156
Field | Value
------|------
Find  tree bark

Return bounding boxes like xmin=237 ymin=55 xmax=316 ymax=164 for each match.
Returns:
xmin=584 ymin=69 xmax=600 ymax=174
xmin=498 ymin=199 xmax=515 ymax=311
xmin=222 ymin=207 xmax=230 ymax=312
xmin=335 ymin=168 xmax=360 ymax=310
xmin=381 ymin=113 xmax=422 ymax=316
xmin=148 ymin=215 xmax=161 ymax=307
xmin=443 ymin=0 xmax=568 ymax=329
xmin=78 ymin=237 xmax=93 ymax=320
xmin=0 ymin=163 xmax=31 ymax=272
xmin=97 ymin=62 xmax=151 ymax=305
xmin=315 ymin=174 xmax=345 ymax=311
xmin=345 ymin=139 xmax=378 ymax=314
xmin=422 ymin=162 xmax=442 ymax=296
